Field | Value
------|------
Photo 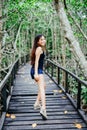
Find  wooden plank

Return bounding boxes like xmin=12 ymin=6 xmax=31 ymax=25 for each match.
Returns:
xmin=4 ymin=120 xmax=85 ymax=126
xmin=2 ymin=63 xmax=87 ymax=130
xmin=4 ymin=113 xmax=82 ymax=120
xmin=0 ymin=112 xmax=6 ymax=130
xmin=2 ymin=123 xmax=87 ymax=130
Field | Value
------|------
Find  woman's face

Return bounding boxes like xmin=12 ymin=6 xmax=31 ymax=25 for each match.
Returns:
xmin=38 ymin=36 xmax=46 ymax=47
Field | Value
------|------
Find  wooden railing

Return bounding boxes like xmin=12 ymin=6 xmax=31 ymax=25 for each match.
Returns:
xmin=0 ymin=54 xmax=29 ymax=129
xmin=44 ymin=59 xmax=87 ymax=124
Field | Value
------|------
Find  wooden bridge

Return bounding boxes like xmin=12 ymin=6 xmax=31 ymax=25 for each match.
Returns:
xmin=0 ymin=56 xmax=87 ymax=130
xmin=1 ymin=0 xmax=87 ymax=129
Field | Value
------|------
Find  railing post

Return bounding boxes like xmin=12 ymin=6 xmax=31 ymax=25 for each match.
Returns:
xmin=65 ymin=72 xmax=68 ymax=93
xmin=48 ymin=61 xmax=49 ymax=74
xmin=58 ymin=67 xmax=60 ymax=85
xmin=24 ymin=55 xmax=26 ymax=65
xmin=51 ymin=64 xmax=53 ymax=77
xmin=16 ymin=60 xmax=18 ymax=72
xmin=77 ymin=82 xmax=81 ymax=109
xmin=9 ymin=76 xmax=12 ymax=95
xmin=13 ymin=65 xmax=16 ymax=79
xmin=0 ymin=90 xmax=1 ymax=116
xmin=11 ymin=70 xmax=14 ymax=86
xmin=2 ymin=86 xmax=7 ymax=112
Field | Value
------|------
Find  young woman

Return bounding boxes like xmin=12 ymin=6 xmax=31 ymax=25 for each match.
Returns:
xmin=30 ymin=34 xmax=47 ymax=120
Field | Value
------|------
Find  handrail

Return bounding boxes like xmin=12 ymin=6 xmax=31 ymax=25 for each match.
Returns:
xmin=0 ymin=54 xmax=29 ymax=130
xmin=0 ymin=59 xmax=18 ymax=91
xmin=0 ymin=59 xmax=19 ymax=113
xmin=44 ymin=59 xmax=87 ymax=124
xmin=0 ymin=58 xmax=19 ymax=130
xmin=46 ymin=59 xmax=87 ymax=86
xmin=0 ymin=54 xmax=29 ymax=92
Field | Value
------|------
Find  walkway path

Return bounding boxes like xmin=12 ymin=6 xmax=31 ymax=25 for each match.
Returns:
xmin=2 ymin=63 xmax=87 ymax=130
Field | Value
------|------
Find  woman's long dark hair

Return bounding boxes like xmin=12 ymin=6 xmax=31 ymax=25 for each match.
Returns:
xmin=31 ymin=34 xmax=43 ymax=65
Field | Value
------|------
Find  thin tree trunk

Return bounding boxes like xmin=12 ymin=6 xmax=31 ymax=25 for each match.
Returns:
xmin=54 ymin=0 xmax=87 ymax=78
xmin=0 ymin=0 xmax=2 ymax=69
xmin=0 ymin=0 xmax=3 ymax=116
xmin=54 ymin=18 xmax=57 ymax=61
xmin=51 ymin=23 xmax=54 ymax=59
xmin=14 ymin=23 xmax=22 ymax=50
xmin=67 ymin=11 xmax=87 ymax=41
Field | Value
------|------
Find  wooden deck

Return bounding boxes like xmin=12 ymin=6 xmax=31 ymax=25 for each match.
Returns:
xmin=2 ymin=63 xmax=87 ymax=130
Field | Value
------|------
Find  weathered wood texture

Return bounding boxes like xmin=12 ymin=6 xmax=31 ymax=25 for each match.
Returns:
xmin=2 ymin=63 xmax=87 ymax=130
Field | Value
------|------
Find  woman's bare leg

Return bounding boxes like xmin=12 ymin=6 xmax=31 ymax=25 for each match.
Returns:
xmin=35 ymin=74 xmax=47 ymax=119
xmin=35 ymin=89 xmax=41 ymax=103
xmin=35 ymin=77 xmax=46 ymax=106
xmin=37 ymin=74 xmax=46 ymax=109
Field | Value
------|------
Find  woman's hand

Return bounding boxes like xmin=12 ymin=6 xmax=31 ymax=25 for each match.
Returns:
xmin=34 ymin=74 xmax=39 ymax=82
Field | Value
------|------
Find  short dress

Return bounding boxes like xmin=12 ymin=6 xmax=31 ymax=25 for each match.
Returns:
xmin=30 ymin=52 xmax=45 ymax=79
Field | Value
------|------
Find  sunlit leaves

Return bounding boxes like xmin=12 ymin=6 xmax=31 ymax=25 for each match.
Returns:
xmin=6 ymin=113 xmax=16 ymax=119
xmin=64 ymin=110 xmax=68 ymax=114
xmin=74 ymin=123 xmax=82 ymax=129
xmin=62 ymin=96 xmax=67 ymax=99
xmin=10 ymin=114 xmax=16 ymax=119
xmin=6 ymin=113 xmax=10 ymax=117
xmin=53 ymin=89 xmax=63 ymax=95
xmin=32 ymin=123 xmax=37 ymax=128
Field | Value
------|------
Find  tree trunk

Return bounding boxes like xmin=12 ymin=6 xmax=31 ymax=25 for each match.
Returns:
xmin=0 ymin=0 xmax=3 ymax=116
xmin=0 ymin=0 xmax=2 ymax=69
xmin=53 ymin=0 xmax=87 ymax=78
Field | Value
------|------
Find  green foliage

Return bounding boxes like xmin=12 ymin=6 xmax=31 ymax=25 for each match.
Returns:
xmin=4 ymin=0 xmax=54 ymax=32
xmin=82 ymin=86 xmax=87 ymax=105
xmin=67 ymin=0 xmax=87 ymax=18
xmin=2 ymin=0 xmax=87 ymax=106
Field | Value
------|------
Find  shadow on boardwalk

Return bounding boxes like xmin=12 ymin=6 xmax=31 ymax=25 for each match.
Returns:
xmin=2 ymin=63 xmax=87 ymax=130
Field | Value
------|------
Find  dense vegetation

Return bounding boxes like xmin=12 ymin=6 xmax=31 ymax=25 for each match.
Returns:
xmin=1 ymin=0 xmax=87 ymax=107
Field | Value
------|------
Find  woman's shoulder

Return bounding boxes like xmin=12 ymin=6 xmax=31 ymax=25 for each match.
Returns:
xmin=36 ymin=47 xmax=42 ymax=54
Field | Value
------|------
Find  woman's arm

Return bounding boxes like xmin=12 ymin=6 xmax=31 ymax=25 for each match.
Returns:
xmin=34 ymin=47 xmax=42 ymax=81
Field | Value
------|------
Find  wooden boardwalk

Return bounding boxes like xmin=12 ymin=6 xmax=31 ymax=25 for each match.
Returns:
xmin=2 ymin=63 xmax=87 ymax=130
